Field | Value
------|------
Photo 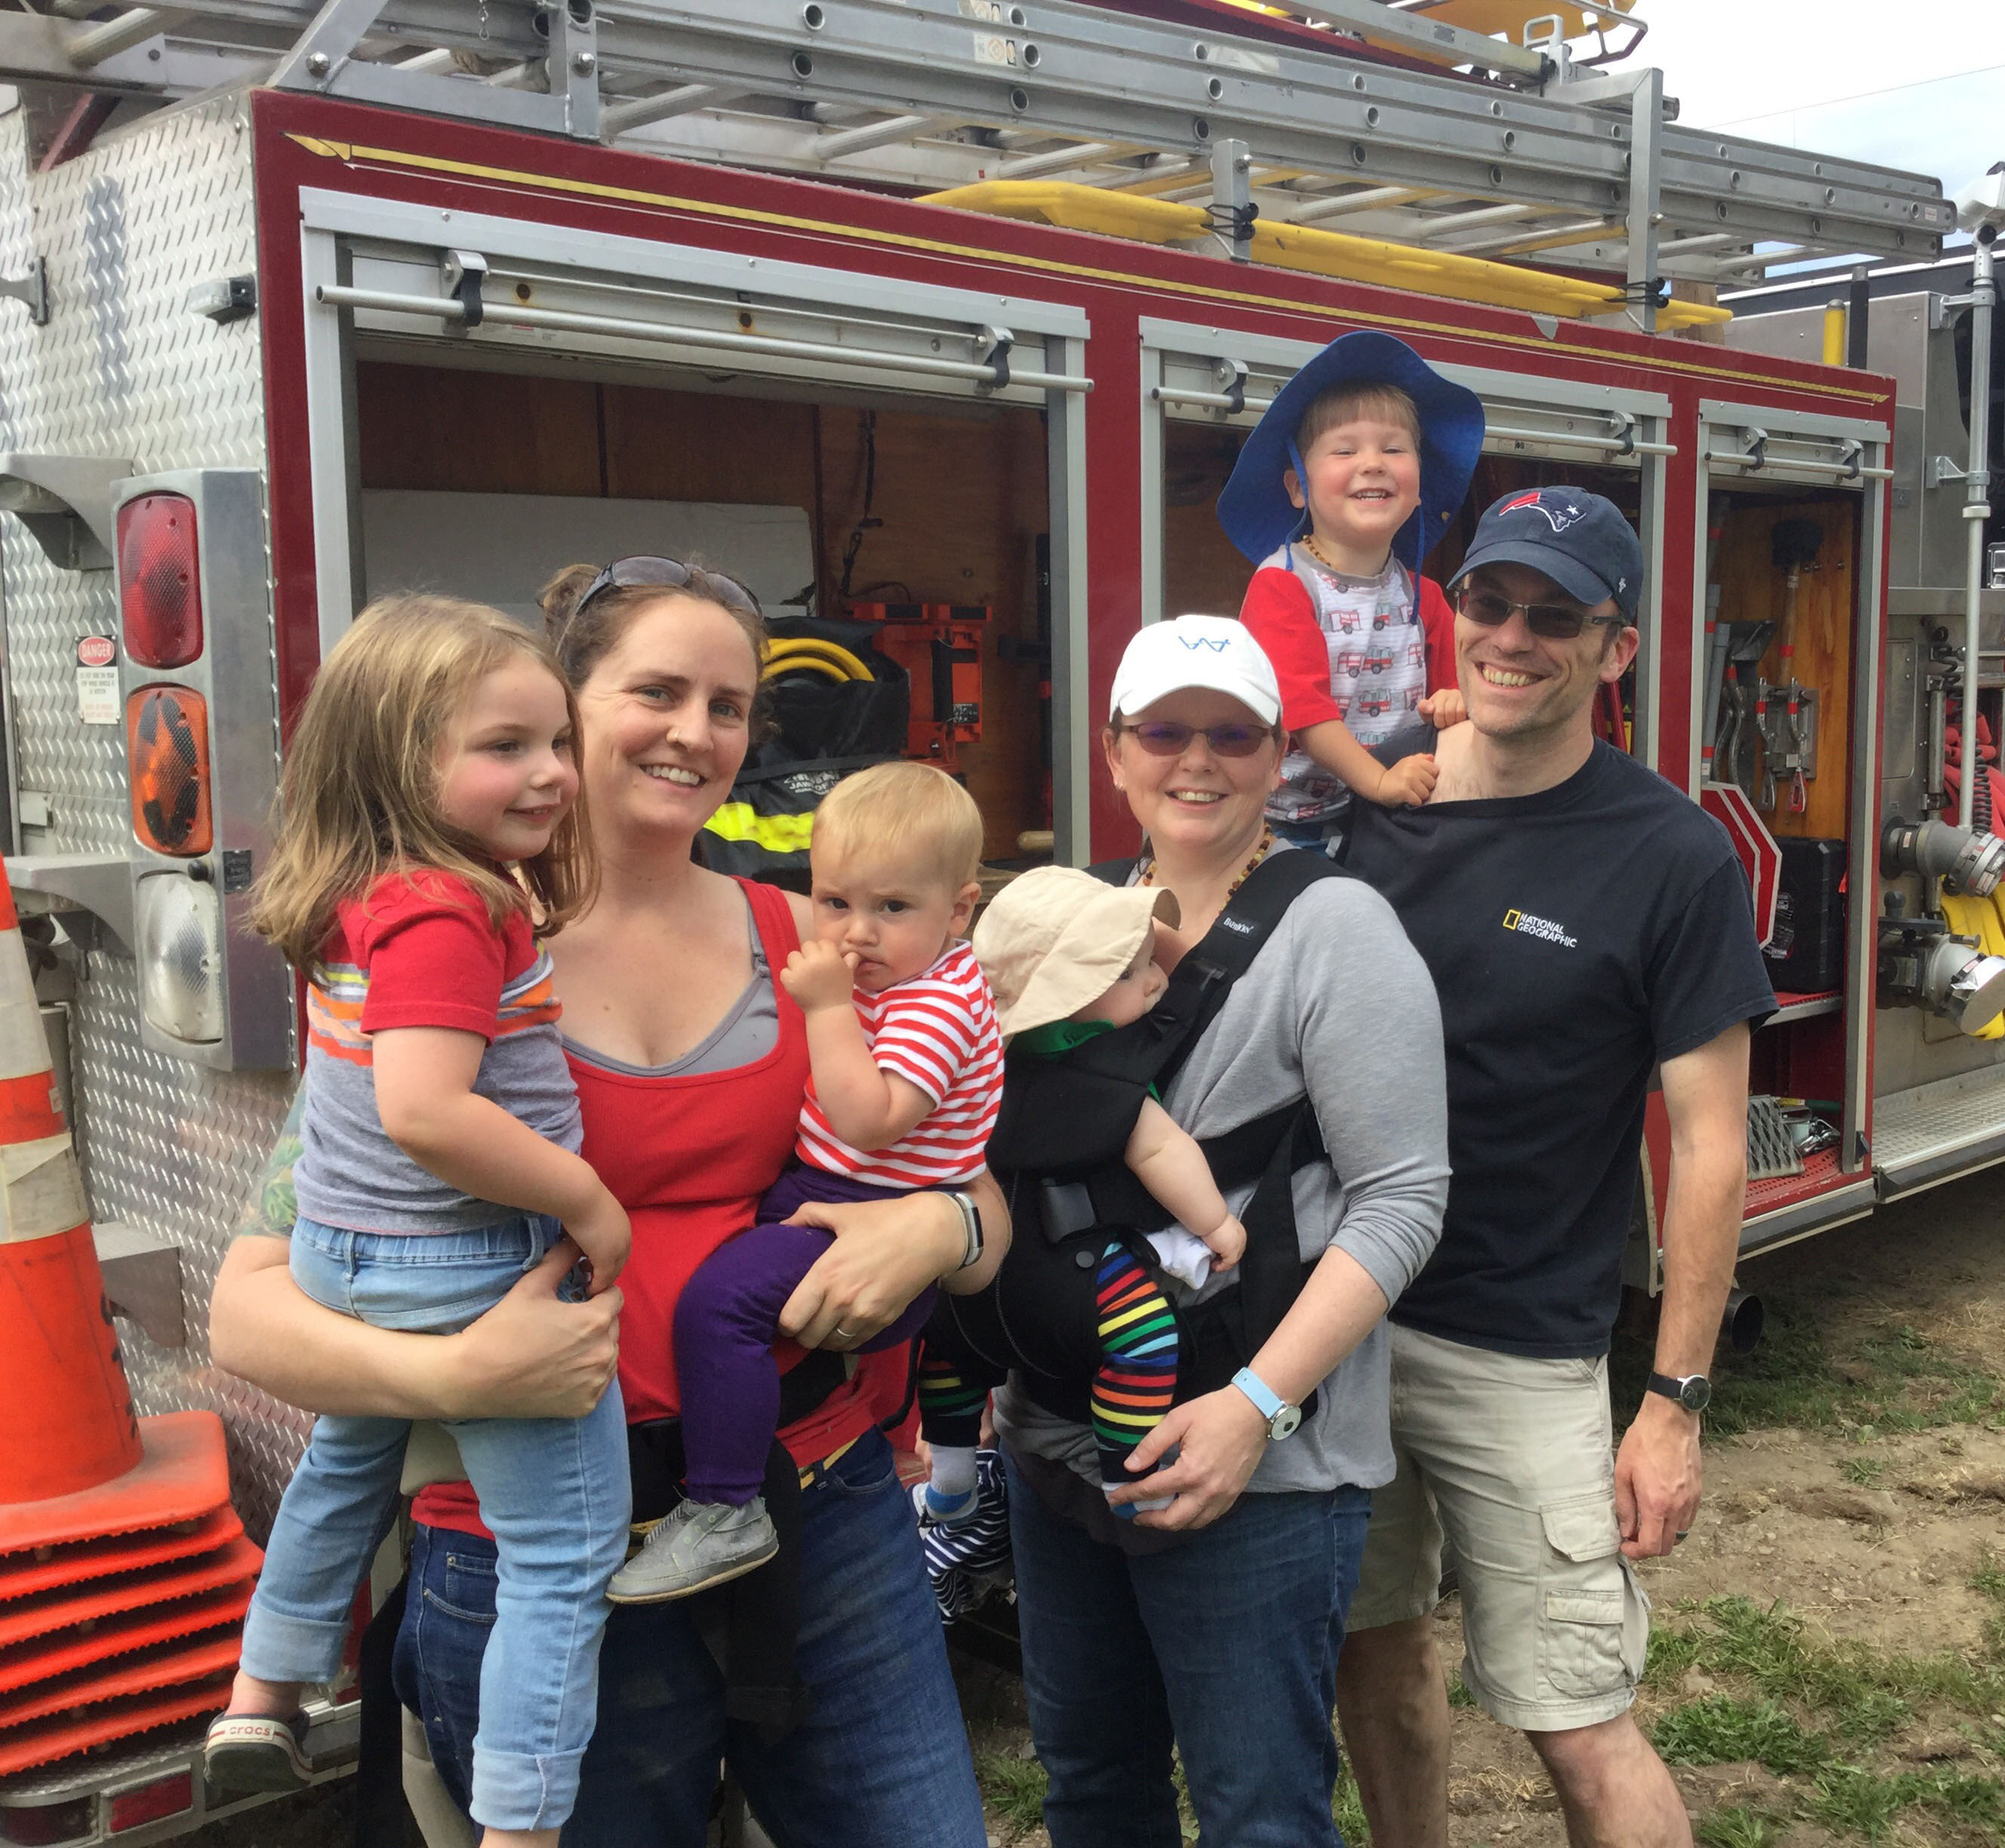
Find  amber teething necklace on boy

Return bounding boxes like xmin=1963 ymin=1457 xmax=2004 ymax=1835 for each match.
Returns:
xmin=1301 ymin=534 xmax=1393 ymax=580
xmin=1138 ymin=826 xmax=1274 ymax=900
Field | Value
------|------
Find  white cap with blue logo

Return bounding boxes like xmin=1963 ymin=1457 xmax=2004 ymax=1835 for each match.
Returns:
xmin=1108 ymin=615 xmax=1282 ymax=728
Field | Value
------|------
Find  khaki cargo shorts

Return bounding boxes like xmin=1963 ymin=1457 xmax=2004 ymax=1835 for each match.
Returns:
xmin=1347 ymin=1323 xmax=1649 ymax=1732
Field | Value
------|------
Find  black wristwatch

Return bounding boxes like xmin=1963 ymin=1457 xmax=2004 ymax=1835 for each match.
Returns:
xmin=1646 ymin=1370 xmax=1712 ymax=1413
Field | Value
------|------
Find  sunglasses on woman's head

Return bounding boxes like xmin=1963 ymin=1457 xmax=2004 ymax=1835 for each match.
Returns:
xmin=1453 ymin=584 xmax=1624 ymax=641
xmin=1116 ymin=719 xmax=1273 ymax=758
xmin=577 ymin=555 xmax=762 ymax=619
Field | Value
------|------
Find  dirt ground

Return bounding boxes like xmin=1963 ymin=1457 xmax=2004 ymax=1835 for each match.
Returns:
xmin=187 ymin=1166 xmax=2005 ymax=1846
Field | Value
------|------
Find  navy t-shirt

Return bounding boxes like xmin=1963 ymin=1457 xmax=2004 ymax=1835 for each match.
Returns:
xmin=1344 ymin=737 xmax=1774 ymax=1358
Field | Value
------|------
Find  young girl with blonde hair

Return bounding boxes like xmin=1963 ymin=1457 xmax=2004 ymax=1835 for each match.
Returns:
xmin=208 ymin=593 xmax=631 ymax=1848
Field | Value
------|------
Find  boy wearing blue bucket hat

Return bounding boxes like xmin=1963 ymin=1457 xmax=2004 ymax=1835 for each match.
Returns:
xmin=1219 ymin=331 xmax=1486 ymax=833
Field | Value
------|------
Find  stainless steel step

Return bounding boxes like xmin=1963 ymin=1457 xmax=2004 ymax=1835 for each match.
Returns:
xmin=1873 ymin=1059 xmax=2005 ymax=1196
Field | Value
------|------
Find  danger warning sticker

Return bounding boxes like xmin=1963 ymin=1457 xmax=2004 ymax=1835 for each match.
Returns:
xmin=75 ymin=636 xmax=118 ymax=725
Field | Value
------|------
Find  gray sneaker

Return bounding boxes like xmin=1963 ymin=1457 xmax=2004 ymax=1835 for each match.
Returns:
xmin=607 ymin=1495 xmax=778 ymax=1603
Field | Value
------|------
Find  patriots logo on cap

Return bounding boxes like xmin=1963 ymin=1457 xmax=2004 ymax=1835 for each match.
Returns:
xmin=1500 ymin=490 xmax=1588 ymax=534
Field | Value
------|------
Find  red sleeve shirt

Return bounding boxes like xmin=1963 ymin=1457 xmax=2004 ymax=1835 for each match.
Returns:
xmin=340 ymin=871 xmax=536 ymax=1042
xmin=1418 ymin=576 xmax=1458 ymax=699
xmin=1238 ymin=565 xmax=1344 ymax=732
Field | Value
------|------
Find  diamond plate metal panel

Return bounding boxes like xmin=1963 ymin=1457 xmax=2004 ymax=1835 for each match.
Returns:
xmin=1873 ymin=1060 xmax=2005 ymax=1182
xmin=0 ymin=97 xmax=307 ymax=1539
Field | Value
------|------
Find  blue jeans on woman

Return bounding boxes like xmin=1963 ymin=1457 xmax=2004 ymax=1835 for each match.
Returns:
xmin=241 ymin=1214 xmax=630 ymax=1833
xmin=1004 ymin=1450 xmax=1372 ymax=1848
xmin=393 ymin=1426 xmax=987 ymax=1847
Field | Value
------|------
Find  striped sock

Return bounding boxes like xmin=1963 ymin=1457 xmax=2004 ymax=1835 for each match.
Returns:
xmin=1089 ymin=1242 xmax=1180 ymax=1497
xmin=917 ymin=1343 xmax=990 ymax=1454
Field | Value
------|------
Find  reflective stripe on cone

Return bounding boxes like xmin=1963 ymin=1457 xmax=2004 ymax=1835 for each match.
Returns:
xmin=0 ymin=860 xmax=141 ymax=1502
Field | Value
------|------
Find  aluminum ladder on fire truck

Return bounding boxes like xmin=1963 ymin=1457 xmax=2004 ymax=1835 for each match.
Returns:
xmin=0 ymin=0 xmax=1951 ymax=322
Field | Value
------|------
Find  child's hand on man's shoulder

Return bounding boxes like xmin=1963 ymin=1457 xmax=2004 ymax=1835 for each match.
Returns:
xmin=1418 ymin=688 xmax=1466 ymax=730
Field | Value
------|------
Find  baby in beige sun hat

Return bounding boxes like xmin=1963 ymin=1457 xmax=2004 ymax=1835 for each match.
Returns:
xmin=913 ymin=864 xmax=1248 ymax=1514
xmin=972 ymin=864 xmax=1248 ymax=1288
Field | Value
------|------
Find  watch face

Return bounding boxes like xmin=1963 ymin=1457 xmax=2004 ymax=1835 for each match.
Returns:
xmin=1680 ymin=1376 xmax=1713 ymax=1412
xmin=1271 ymin=1406 xmax=1303 ymax=1440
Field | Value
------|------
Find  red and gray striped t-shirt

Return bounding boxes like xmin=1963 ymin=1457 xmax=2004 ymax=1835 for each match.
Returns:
xmin=794 ymin=941 xmax=1002 ymax=1187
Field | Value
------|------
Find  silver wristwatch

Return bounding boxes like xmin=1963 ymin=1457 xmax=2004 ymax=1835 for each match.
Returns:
xmin=946 ymin=1190 xmax=984 ymax=1270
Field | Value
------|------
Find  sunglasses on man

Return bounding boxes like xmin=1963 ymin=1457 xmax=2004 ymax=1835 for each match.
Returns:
xmin=1453 ymin=584 xmax=1626 ymax=641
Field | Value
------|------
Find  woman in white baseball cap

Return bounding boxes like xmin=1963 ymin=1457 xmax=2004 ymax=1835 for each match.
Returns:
xmin=990 ymin=614 xmax=1450 ymax=1847
xmin=1101 ymin=614 xmax=1287 ymax=922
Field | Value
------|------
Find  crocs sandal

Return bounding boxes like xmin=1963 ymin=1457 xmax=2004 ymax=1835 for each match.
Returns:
xmin=204 ymin=1711 xmax=313 ymax=1793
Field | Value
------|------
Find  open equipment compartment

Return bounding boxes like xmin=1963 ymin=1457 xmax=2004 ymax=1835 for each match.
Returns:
xmin=1681 ymin=403 xmax=1892 ymax=1258
xmin=352 ymin=361 xmax=1057 ymax=866
xmin=291 ymin=179 xmax=1095 ymax=865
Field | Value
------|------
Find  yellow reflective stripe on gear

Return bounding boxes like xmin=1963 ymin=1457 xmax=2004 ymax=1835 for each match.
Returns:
xmin=704 ymin=805 xmax=815 ymax=853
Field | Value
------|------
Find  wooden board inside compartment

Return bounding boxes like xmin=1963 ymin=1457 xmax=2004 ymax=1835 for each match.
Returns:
xmin=1711 ymin=495 xmax=1859 ymax=842
xmin=356 ymin=365 xmax=1049 ymax=860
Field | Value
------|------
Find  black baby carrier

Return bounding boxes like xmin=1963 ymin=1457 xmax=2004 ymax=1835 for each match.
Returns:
xmin=929 ymin=847 xmax=1347 ymax=1424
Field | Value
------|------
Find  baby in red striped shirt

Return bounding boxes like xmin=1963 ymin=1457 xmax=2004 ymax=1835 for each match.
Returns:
xmin=608 ymin=760 xmax=1002 ymax=1603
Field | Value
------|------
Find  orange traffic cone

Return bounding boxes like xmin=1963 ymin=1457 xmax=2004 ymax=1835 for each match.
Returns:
xmin=0 ymin=875 xmax=140 ymax=1500
xmin=0 ymin=862 xmax=260 ymax=1776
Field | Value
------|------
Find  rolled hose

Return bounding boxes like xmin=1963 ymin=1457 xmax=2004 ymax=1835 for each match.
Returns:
xmin=762 ymin=637 xmax=875 ymax=683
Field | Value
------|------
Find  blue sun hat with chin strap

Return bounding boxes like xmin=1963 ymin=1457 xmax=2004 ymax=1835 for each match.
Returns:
xmin=1216 ymin=329 xmax=1486 ymax=571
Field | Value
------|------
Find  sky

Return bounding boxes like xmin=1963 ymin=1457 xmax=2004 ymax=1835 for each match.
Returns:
xmin=1624 ymin=1 xmax=2005 ymax=214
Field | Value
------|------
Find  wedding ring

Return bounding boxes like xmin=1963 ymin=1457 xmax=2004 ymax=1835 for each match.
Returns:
xmin=833 ymin=1324 xmax=856 ymax=1341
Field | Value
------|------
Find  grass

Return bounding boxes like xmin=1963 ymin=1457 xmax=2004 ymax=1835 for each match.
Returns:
xmin=1649 ymin=1596 xmax=2005 ymax=1738
xmin=1808 ymin=1764 xmax=2005 ymax=1840
xmin=976 ymin=1741 xmax=1377 ymax=1843
xmin=973 ymin=1748 xmax=1048 ymax=1835
xmin=1332 ymin=1763 xmax=1370 ymax=1843
xmin=1839 ymin=1456 xmax=1885 ymax=1486
xmin=1644 ymin=1597 xmax=2005 ymax=1842
xmin=1975 ymin=1548 xmax=2005 ymax=1661
xmin=1696 ymin=1808 xmax=1791 ymax=1848
xmin=1612 ymin=1305 xmax=2005 ymax=1445
xmin=1653 ymin=1695 xmax=1830 ymax=1775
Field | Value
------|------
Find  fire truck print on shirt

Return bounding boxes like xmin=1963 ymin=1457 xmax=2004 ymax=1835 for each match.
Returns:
xmin=1265 ymin=548 xmax=1428 ymax=824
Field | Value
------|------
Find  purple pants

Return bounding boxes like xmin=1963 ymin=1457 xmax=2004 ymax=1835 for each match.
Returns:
xmin=674 ymin=1166 xmax=938 ymax=1505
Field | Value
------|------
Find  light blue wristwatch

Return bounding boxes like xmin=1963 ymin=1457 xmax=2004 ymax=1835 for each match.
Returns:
xmin=1230 ymin=1366 xmax=1302 ymax=1441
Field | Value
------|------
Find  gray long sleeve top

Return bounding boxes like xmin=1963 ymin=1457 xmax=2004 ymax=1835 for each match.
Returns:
xmin=993 ymin=864 xmax=1451 ymax=1495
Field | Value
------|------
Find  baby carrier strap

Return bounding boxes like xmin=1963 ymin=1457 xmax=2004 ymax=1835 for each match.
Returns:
xmin=988 ymin=849 xmax=1348 ymax=1420
xmin=985 ymin=850 xmax=1335 ymax=1180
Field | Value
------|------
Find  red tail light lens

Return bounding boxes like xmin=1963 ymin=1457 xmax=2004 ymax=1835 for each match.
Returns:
xmin=117 ymin=493 xmax=202 ymax=669
xmin=109 ymin=1773 xmax=192 ymax=1831
xmin=126 ymin=685 xmax=212 ymax=856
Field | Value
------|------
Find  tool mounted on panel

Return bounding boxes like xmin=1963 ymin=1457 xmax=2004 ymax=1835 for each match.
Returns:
xmin=1762 ymin=519 xmax=1823 ymax=815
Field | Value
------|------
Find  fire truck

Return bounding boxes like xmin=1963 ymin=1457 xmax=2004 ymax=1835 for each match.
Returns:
xmin=0 ymin=0 xmax=1988 ymax=1834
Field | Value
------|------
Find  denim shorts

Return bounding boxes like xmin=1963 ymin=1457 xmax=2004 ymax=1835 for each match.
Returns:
xmin=290 ymin=1212 xmax=568 ymax=1335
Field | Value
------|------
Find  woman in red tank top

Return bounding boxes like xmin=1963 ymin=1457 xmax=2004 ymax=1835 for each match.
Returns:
xmin=213 ymin=560 xmax=1007 ymax=1847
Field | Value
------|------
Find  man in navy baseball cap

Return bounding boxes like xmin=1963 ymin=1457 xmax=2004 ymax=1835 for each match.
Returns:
xmin=1448 ymin=485 xmax=1643 ymax=624
xmin=1333 ymin=479 xmax=1771 ymax=1847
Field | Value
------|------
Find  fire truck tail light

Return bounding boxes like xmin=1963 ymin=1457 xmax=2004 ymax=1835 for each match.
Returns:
xmin=126 ymin=685 xmax=213 ymax=857
xmin=108 ymin=1773 xmax=192 ymax=1831
xmin=116 ymin=492 xmax=203 ymax=669
xmin=0 ymin=1797 xmax=92 ymax=1843
xmin=134 ymin=873 xmax=225 ymax=1045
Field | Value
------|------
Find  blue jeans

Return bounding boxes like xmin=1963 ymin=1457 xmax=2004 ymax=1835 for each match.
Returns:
xmin=241 ymin=1215 xmax=630 ymax=1832
xmin=393 ymin=1428 xmax=986 ymax=1848
xmin=1004 ymin=1450 xmax=1371 ymax=1848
